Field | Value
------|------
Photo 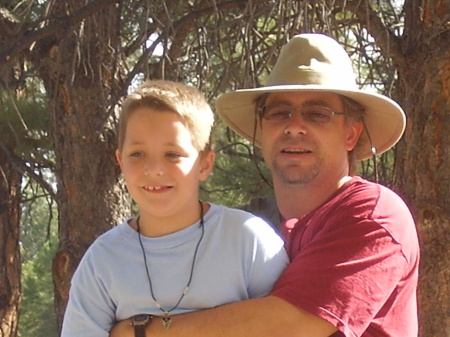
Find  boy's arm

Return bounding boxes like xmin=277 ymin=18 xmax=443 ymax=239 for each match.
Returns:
xmin=109 ymin=295 xmax=337 ymax=337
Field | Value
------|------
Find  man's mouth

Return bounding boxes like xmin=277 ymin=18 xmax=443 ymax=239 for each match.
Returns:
xmin=281 ymin=148 xmax=311 ymax=154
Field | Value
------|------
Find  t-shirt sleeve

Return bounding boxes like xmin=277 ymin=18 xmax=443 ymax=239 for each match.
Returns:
xmin=271 ymin=217 xmax=407 ymax=337
xmin=61 ymin=248 xmax=116 ymax=337
xmin=243 ymin=217 xmax=289 ymax=298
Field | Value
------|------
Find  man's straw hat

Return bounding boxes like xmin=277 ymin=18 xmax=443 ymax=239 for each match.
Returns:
xmin=215 ymin=33 xmax=406 ymax=160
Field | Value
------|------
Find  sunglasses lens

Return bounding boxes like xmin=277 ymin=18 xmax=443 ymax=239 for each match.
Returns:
xmin=303 ymin=106 xmax=332 ymax=123
xmin=262 ymin=105 xmax=336 ymax=123
xmin=262 ymin=105 xmax=292 ymax=121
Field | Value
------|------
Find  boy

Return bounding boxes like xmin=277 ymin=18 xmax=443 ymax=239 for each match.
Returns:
xmin=61 ymin=80 xmax=288 ymax=337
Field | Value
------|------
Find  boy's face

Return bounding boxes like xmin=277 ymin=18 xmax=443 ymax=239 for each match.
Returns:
xmin=116 ymin=107 xmax=214 ymax=224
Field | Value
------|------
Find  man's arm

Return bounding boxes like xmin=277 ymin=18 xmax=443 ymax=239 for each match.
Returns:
xmin=110 ymin=295 xmax=337 ymax=337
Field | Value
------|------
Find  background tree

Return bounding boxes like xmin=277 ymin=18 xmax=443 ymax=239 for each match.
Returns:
xmin=0 ymin=112 xmax=22 ymax=337
xmin=27 ymin=0 xmax=132 ymax=329
xmin=1 ymin=5 xmax=24 ymax=336
xmin=388 ymin=2 xmax=450 ymax=335
xmin=0 ymin=80 xmax=51 ymax=336
xmin=0 ymin=1 xmax=448 ymax=336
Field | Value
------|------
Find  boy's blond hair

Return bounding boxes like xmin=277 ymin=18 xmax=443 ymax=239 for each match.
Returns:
xmin=118 ymin=80 xmax=214 ymax=152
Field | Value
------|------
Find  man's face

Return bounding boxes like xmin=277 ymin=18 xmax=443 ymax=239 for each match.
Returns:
xmin=259 ymin=91 xmax=362 ymax=186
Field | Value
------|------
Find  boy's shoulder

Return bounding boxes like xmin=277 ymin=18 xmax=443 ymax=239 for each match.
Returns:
xmin=209 ymin=202 xmax=268 ymax=221
xmin=208 ymin=203 xmax=281 ymax=237
xmin=241 ymin=195 xmax=280 ymax=230
xmin=86 ymin=221 xmax=129 ymax=252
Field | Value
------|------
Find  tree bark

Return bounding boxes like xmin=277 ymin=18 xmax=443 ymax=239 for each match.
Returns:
xmin=392 ymin=6 xmax=450 ymax=336
xmin=0 ymin=146 xmax=22 ymax=337
xmin=394 ymin=37 xmax=450 ymax=337
xmin=30 ymin=1 xmax=130 ymax=330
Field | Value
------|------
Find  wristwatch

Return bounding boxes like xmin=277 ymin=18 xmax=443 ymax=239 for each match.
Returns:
xmin=131 ymin=314 xmax=152 ymax=337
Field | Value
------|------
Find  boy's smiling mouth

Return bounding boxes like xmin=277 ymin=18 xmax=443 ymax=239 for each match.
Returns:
xmin=142 ymin=185 xmax=172 ymax=191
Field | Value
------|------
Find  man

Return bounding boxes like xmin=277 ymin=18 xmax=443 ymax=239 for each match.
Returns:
xmin=110 ymin=33 xmax=419 ymax=337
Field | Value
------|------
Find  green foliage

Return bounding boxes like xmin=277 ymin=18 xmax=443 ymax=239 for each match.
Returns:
xmin=20 ymin=179 xmax=57 ymax=263
xmin=19 ymin=240 xmax=58 ymax=337
xmin=0 ymin=82 xmax=53 ymax=170
xmin=359 ymin=149 xmax=396 ymax=187
xmin=201 ymin=120 xmax=274 ymax=207
xmin=19 ymin=180 xmax=58 ymax=337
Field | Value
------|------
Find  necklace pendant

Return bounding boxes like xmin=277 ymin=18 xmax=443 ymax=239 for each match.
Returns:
xmin=162 ymin=312 xmax=172 ymax=329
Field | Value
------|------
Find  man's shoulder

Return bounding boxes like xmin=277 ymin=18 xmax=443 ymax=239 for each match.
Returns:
xmin=338 ymin=177 xmax=418 ymax=248
xmin=316 ymin=177 xmax=413 ymax=229
xmin=340 ymin=176 xmax=407 ymax=208
xmin=347 ymin=177 xmax=411 ymax=212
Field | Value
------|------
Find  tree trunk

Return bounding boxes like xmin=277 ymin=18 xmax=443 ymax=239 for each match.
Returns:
xmin=0 ymin=147 xmax=22 ymax=337
xmin=0 ymin=7 xmax=23 ymax=337
xmin=393 ymin=12 xmax=450 ymax=337
xmin=30 ymin=1 xmax=131 ymax=331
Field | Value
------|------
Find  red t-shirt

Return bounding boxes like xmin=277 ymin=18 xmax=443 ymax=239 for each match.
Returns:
xmin=271 ymin=177 xmax=419 ymax=337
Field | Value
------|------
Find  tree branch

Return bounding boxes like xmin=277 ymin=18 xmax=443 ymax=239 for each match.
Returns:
xmin=343 ymin=0 xmax=406 ymax=69
xmin=0 ymin=139 xmax=56 ymax=200
xmin=161 ymin=0 xmax=267 ymax=76
xmin=0 ymin=7 xmax=20 ymax=38
xmin=0 ymin=0 xmax=119 ymax=76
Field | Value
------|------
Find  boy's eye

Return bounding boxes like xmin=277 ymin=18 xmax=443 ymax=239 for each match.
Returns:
xmin=130 ymin=151 xmax=143 ymax=158
xmin=166 ymin=152 xmax=182 ymax=159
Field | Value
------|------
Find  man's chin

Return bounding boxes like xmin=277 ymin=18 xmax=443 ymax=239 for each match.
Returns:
xmin=275 ymin=169 xmax=319 ymax=185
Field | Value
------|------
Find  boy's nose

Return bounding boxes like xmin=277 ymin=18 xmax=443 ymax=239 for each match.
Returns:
xmin=144 ymin=159 xmax=164 ymax=176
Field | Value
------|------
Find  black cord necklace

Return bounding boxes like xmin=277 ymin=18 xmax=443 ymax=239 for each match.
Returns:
xmin=136 ymin=200 xmax=205 ymax=329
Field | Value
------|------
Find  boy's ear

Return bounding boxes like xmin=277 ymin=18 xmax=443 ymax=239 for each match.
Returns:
xmin=115 ymin=149 xmax=124 ymax=170
xmin=199 ymin=150 xmax=215 ymax=181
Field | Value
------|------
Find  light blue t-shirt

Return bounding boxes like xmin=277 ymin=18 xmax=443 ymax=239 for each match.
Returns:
xmin=61 ymin=203 xmax=288 ymax=337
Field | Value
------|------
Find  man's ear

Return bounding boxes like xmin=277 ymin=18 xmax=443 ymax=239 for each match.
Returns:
xmin=346 ymin=121 xmax=363 ymax=151
xmin=199 ymin=150 xmax=216 ymax=181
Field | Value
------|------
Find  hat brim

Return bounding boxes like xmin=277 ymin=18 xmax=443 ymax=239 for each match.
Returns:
xmin=215 ymin=85 xmax=406 ymax=160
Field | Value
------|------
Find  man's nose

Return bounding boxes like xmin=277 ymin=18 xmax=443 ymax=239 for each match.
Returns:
xmin=284 ymin=109 xmax=308 ymax=135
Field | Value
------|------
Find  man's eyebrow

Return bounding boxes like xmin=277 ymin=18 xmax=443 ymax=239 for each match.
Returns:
xmin=267 ymin=99 xmax=332 ymax=107
xmin=302 ymin=99 xmax=331 ymax=107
